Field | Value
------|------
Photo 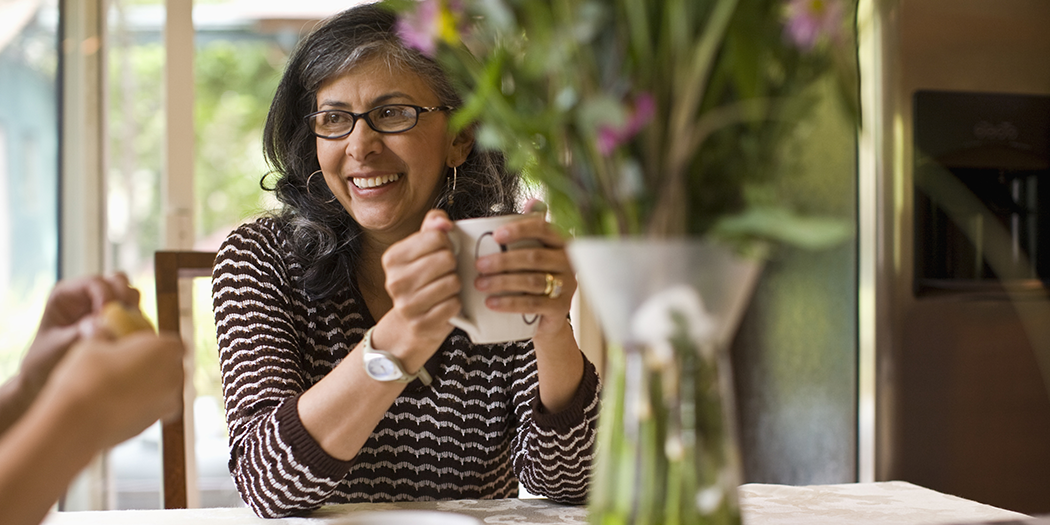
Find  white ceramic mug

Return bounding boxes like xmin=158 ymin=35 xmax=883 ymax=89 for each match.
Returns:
xmin=448 ymin=215 xmax=541 ymax=344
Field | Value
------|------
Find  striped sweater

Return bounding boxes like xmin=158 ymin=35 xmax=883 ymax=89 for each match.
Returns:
xmin=212 ymin=218 xmax=601 ymax=518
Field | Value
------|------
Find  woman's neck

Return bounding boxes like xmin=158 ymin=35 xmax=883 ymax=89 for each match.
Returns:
xmin=356 ymin=235 xmax=394 ymax=322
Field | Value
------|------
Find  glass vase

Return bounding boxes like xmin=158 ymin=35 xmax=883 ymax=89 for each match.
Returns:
xmin=567 ymin=239 xmax=761 ymax=525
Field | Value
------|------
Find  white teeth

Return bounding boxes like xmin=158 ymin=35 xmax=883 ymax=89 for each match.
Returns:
xmin=352 ymin=173 xmax=401 ymax=189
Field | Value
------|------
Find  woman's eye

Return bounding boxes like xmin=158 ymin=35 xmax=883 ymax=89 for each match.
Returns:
xmin=375 ymin=108 xmax=398 ymax=120
xmin=326 ymin=112 xmax=346 ymax=124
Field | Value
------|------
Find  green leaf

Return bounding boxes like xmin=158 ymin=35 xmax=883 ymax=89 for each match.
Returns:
xmin=712 ymin=207 xmax=852 ymax=250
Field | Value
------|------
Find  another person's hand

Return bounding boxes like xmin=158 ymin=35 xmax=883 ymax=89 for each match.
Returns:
xmin=0 ymin=274 xmax=142 ymax=433
xmin=473 ymin=200 xmax=577 ymax=337
xmin=21 ymin=274 xmax=140 ymax=398
xmin=0 ymin=306 xmax=184 ymax=525
xmin=38 ymin=330 xmax=185 ymax=450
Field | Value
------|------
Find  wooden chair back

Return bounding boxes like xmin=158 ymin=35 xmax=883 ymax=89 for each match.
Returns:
xmin=153 ymin=250 xmax=217 ymax=509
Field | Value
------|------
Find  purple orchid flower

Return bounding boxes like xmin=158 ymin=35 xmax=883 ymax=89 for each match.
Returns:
xmin=396 ymin=0 xmax=441 ymax=56
xmin=598 ymin=93 xmax=657 ymax=156
xmin=783 ymin=0 xmax=845 ymax=51
xmin=395 ymin=0 xmax=464 ymax=57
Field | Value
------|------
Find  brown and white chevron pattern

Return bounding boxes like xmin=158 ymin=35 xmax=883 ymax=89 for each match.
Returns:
xmin=212 ymin=219 xmax=600 ymax=518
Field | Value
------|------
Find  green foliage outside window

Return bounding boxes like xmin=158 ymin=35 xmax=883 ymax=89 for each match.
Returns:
xmin=108 ymin=32 xmax=287 ymax=403
xmin=194 ymin=40 xmax=285 ymax=240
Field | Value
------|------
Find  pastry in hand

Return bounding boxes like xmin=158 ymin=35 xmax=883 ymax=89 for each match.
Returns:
xmin=99 ymin=301 xmax=156 ymax=337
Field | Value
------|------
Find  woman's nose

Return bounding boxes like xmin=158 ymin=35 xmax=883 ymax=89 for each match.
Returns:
xmin=343 ymin=122 xmax=382 ymax=159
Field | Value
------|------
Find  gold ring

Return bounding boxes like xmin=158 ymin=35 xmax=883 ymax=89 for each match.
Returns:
xmin=544 ymin=273 xmax=564 ymax=300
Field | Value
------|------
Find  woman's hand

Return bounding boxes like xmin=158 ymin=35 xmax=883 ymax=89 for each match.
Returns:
xmin=472 ymin=201 xmax=577 ymax=337
xmin=374 ymin=209 xmax=461 ymax=369
xmin=474 ymin=200 xmax=584 ymax=413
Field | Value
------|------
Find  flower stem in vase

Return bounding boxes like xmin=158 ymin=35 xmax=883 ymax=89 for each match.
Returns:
xmin=590 ymin=342 xmax=633 ymax=525
xmin=694 ymin=340 xmax=742 ymax=525
xmin=590 ymin=313 xmax=741 ymax=525
xmin=668 ymin=319 xmax=699 ymax=524
xmin=637 ymin=346 xmax=666 ymax=525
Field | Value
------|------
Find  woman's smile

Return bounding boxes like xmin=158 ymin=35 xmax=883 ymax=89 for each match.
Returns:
xmin=351 ymin=172 xmax=402 ymax=189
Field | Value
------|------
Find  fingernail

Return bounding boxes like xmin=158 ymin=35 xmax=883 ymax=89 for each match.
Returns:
xmin=523 ymin=198 xmax=547 ymax=214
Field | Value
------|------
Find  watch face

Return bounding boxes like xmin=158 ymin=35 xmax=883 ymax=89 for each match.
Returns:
xmin=365 ymin=354 xmax=402 ymax=381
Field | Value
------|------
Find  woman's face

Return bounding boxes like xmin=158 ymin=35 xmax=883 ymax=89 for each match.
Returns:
xmin=314 ymin=57 xmax=471 ymax=243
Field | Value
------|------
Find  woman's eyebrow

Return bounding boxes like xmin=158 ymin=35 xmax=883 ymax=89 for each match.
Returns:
xmin=317 ymin=91 xmax=415 ymax=110
xmin=316 ymin=99 xmax=351 ymax=110
xmin=371 ymin=92 xmax=414 ymax=105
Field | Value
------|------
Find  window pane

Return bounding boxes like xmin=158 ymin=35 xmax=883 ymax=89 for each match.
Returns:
xmin=0 ymin=0 xmax=59 ymax=382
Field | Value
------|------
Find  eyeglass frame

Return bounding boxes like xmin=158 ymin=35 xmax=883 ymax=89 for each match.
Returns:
xmin=304 ymin=104 xmax=455 ymax=139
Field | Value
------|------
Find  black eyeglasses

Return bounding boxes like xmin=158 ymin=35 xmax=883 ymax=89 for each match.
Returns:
xmin=304 ymin=104 xmax=454 ymax=139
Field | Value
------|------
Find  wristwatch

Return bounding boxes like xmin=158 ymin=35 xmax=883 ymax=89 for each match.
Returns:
xmin=360 ymin=327 xmax=432 ymax=386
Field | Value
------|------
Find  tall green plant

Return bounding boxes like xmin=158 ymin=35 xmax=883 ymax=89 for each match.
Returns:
xmin=390 ymin=0 xmax=857 ymax=242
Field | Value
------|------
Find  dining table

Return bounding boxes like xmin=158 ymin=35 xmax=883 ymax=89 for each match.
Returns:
xmin=41 ymin=481 xmax=1041 ymax=525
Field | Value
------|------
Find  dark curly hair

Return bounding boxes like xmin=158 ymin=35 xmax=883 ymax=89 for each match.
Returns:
xmin=261 ymin=3 xmax=521 ymax=300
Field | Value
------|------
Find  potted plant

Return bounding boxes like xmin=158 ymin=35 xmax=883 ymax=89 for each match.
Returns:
xmin=392 ymin=0 xmax=858 ymax=522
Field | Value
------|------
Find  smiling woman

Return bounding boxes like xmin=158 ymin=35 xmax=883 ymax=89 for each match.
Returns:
xmin=211 ymin=3 xmax=601 ymax=519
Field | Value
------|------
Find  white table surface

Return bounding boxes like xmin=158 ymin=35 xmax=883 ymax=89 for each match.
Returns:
xmin=42 ymin=481 xmax=1035 ymax=525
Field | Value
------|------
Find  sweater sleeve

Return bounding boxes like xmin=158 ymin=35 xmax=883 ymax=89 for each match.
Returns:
xmin=213 ymin=222 xmax=353 ymax=518
xmin=510 ymin=346 xmax=602 ymax=504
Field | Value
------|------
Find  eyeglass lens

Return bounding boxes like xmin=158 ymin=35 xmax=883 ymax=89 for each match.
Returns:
xmin=310 ymin=105 xmax=419 ymax=137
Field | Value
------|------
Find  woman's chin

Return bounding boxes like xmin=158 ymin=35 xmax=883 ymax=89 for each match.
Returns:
xmin=350 ymin=208 xmax=421 ymax=239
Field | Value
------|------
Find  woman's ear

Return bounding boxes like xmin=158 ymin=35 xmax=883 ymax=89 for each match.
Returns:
xmin=447 ymin=126 xmax=475 ymax=168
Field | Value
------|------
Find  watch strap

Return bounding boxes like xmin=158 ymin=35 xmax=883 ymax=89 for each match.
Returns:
xmin=361 ymin=327 xmax=432 ymax=386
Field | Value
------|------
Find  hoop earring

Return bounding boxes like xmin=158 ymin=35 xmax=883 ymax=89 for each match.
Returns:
xmin=447 ymin=166 xmax=458 ymax=207
xmin=307 ymin=169 xmax=337 ymax=204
